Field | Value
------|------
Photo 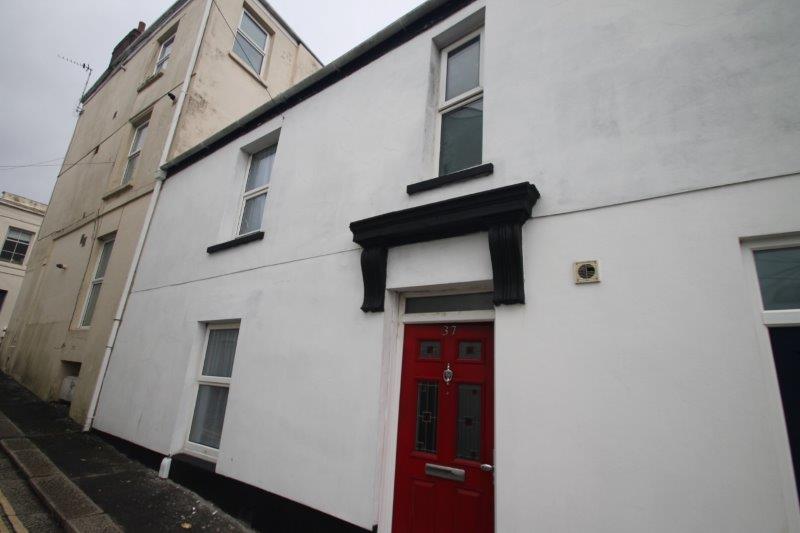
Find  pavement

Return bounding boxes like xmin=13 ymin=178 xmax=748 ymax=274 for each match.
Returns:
xmin=0 ymin=372 xmax=250 ymax=532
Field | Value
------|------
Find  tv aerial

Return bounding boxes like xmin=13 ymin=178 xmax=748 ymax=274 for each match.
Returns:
xmin=58 ymin=54 xmax=94 ymax=114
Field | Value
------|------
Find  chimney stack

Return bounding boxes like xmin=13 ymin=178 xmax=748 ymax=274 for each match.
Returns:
xmin=109 ymin=21 xmax=147 ymax=68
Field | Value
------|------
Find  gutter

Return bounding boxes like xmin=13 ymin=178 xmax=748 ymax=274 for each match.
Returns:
xmin=82 ymin=0 xmax=216 ymax=432
xmin=162 ymin=0 xmax=476 ymax=177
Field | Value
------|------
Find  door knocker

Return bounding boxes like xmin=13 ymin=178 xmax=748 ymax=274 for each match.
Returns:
xmin=443 ymin=363 xmax=454 ymax=386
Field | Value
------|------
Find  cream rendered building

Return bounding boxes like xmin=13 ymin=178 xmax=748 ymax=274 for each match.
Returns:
xmin=0 ymin=193 xmax=47 ymax=340
xmin=0 ymin=0 xmax=321 ymax=421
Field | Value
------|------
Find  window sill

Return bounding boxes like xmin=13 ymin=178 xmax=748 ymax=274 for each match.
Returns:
xmin=228 ymin=51 xmax=268 ymax=89
xmin=407 ymin=163 xmax=494 ymax=195
xmin=102 ymin=182 xmax=133 ymax=201
xmin=207 ymin=231 xmax=264 ymax=254
xmin=137 ymin=70 xmax=164 ymax=93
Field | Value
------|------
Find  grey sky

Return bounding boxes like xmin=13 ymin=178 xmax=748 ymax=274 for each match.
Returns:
xmin=0 ymin=0 xmax=423 ymax=204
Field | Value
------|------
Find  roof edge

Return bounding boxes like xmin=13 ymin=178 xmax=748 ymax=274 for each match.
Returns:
xmin=254 ymin=0 xmax=325 ymax=67
xmin=163 ymin=0 xmax=476 ymax=177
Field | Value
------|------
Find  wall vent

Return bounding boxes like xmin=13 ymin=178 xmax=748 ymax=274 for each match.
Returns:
xmin=574 ymin=260 xmax=599 ymax=284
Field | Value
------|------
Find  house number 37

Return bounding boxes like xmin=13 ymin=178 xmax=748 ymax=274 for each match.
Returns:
xmin=442 ymin=325 xmax=457 ymax=336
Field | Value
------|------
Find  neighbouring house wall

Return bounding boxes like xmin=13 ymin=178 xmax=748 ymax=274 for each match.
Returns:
xmin=169 ymin=0 xmax=322 ymax=158
xmin=1 ymin=0 xmax=319 ymax=425
xmin=0 ymin=0 xmax=207 ymax=423
xmin=0 ymin=199 xmax=45 ymax=337
xmin=93 ymin=0 xmax=800 ymax=530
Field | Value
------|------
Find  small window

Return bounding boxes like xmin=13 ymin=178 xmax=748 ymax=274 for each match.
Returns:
xmin=1 ymin=228 xmax=34 ymax=265
xmin=154 ymin=34 xmax=175 ymax=74
xmin=0 ymin=290 xmax=7 ymax=312
xmin=122 ymin=122 xmax=148 ymax=185
xmin=405 ymin=292 xmax=493 ymax=314
xmin=80 ymin=237 xmax=114 ymax=327
xmin=239 ymin=145 xmax=276 ymax=235
xmin=232 ymin=11 xmax=269 ymax=74
xmin=188 ymin=325 xmax=239 ymax=451
xmin=438 ymin=31 xmax=483 ymax=176
xmin=755 ymin=247 xmax=800 ymax=310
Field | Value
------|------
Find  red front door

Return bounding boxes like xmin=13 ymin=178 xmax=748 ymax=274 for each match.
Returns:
xmin=393 ymin=323 xmax=494 ymax=533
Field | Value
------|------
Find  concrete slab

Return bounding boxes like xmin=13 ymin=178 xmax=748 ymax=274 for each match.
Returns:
xmin=6 ymin=449 xmax=58 ymax=479
xmin=0 ymin=377 xmax=40 ymax=407
xmin=0 ymin=459 xmax=20 ymax=482
xmin=0 ymin=420 xmax=22 ymax=439
xmin=8 ymin=512 xmax=62 ymax=533
xmin=0 ymin=439 xmax=35 ymax=453
xmin=65 ymin=514 xmax=121 ymax=533
xmin=75 ymin=471 xmax=244 ymax=532
xmin=0 ymin=478 xmax=48 ymax=517
xmin=0 ymin=404 xmax=77 ymax=438
xmin=30 ymin=475 xmax=102 ymax=522
xmin=30 ymin=434 xmax=136 ymax=479
xmin=0 ymin=373 xmax=246 ymax=532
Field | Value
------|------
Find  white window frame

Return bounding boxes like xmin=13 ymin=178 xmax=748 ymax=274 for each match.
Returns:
xmin=233 ymin=10 xmax=269 ymax=76
xmin=0 ymin=227 xmax=34 ymax=266
xmin=79 ymin=236 xmax=115 ymax=328
xmin=154 ymin=34 xmax=175 ymax=74
xmin=742 ymin=235 xmax=800 ymax=529
xmin=184 ymin=323 xmax=239 ymax=461
xmin=236 ymin=145 xmax=275 ymax=236
xmin=434 ymin=28 xmax=485 ymax=176
xmin=121 ymin=121 xmax=148 ymax=185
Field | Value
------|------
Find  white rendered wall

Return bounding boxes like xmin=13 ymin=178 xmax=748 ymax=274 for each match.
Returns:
xmin=96 ymin=0 xmax=800 ymax=530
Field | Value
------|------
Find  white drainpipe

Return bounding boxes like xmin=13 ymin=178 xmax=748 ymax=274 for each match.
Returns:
xmin=83 ymin=0 xmax=215 ymax=432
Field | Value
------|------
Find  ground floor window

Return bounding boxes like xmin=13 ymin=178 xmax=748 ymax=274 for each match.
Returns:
xmin=187 ymin=324 xmax=239 ymax=456
xmin=752 ymin=241 xmax=800 ymax=500
xmin=80 ymin=236 xmax=115 ymax=327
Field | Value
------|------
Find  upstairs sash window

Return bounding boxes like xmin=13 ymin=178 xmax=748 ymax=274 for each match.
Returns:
xmin=239 ymin=145 xmax=276 ymax=235
xmin=122 ymin=122 xmax=148 ymax=185
xmin=154 ymin=34 xmax=175 ymax=74
xmin=0 ymin=228 xmax=34 ymax=265
xmin=232 ymin=11 xmax=269 ymax=74
xmin=438 ymin=31 xmax=484 ymax=176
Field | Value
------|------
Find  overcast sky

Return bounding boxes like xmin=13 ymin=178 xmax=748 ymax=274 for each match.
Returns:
xmin=0 ymin=0 xmax=423 ymax=204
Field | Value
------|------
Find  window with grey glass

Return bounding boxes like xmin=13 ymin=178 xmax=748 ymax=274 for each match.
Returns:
xmin=1 ymin=228 xmax=34 ymax=265
xmin=438 ymin=30 xmax=483 ymax=176
xmin=239 ymin=145 xmax=276 ymax=235
xmin=232 ymin=11 xmax=269 ymax=74
xmin=754 ymin=247 xmax=800 ymax=310
xmin=188 ymin=325 xmax=239 ymax=450
xmin=122 ymin=122 xmax=148 ymax=185
xmin=80 ymin=237 xmax=114 ymax=327
xmin=154 ymin=34 xmax=175 ymax=74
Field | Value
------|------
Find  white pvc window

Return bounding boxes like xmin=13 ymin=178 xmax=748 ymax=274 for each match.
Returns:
xmin=0 ymin=227 xmax=34 ymax=265
xmin=232 ymin=11 xmax=269 ymax=74
xmin=154 ymin=35 xmax=175 ymax=74
xmin=187 ymin=324 xmax=239 ymax=455
xmin=755 ymin=247 xmax=800 ymax=311
xmin=80 ymin=237 xmax=114 ymax=327
xmin=122 ymin=122 xmax=148 ymax=185
xmin=238 ymin=145 xmax=276 ymax=235
xmin=437 ymin=29 xmax=484 ymax=176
